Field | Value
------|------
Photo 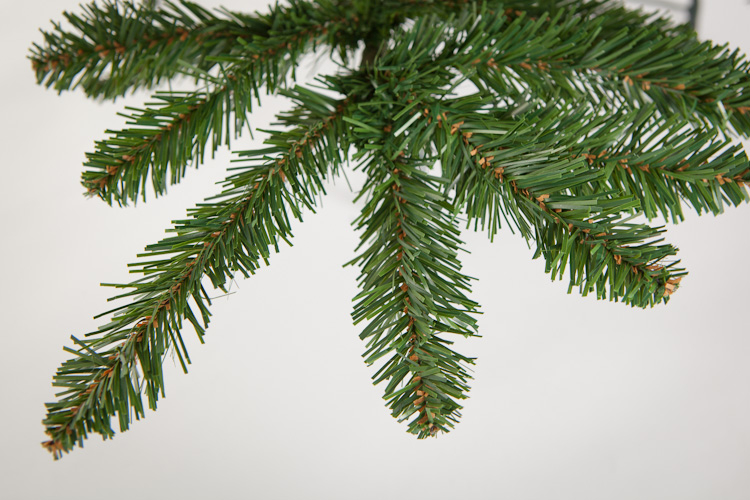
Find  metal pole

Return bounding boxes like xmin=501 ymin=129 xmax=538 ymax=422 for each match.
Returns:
xmin=688 ymin=0 xmax=700 ymax=29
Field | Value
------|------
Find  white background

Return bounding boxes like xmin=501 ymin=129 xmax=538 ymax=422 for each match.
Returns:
xmin=1 ymin=1 xmax=748 ymax=498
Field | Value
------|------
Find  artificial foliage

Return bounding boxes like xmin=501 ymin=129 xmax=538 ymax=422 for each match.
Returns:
xmin=31 ymin=0 xmax=750 ymax=459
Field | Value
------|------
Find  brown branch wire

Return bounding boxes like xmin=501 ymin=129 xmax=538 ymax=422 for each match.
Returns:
xmin=389 ymin=166 xmax=438 ymax=436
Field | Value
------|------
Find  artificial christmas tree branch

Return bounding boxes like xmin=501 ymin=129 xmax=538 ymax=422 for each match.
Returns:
xmin=31 ymin=0 xmax=365 ymax=100
xmin=345 ymin=69 xmax=480 ymax=436
xmin=351 ymin=161 xmax=479 ymax=436
xmin=79 ymin=2 xmax=370 ymax=203
xmin=432 ymin=100 xmax=686 ymax=304
xmin=32 ymin=0 xmax=750 ymax=459
xmin=32 ymin=1 xmax=272 ymax=99
xmin=42 ymin=82 xmax=356 ymax=458
xmin=472 ymin=5 xmax=750 ymax=134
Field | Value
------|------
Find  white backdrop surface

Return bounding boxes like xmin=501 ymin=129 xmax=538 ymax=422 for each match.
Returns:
xmin=1 ymin=1 xmax=749 ymax=499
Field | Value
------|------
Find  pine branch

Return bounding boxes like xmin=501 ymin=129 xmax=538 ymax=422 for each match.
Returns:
xmin=432 ymin=97 xmax=689 ymax=306
xmin=83 ymin=85 xmax=247 ymax=205
xmin=42 ymin=88 xmax=354 ymax=458
xmin=30 ymin=0 xmax=268 ymax=99
xmin=351 ymin=162 xmax=478 ymax=437
xmin=576 ymin=114 xmax=750 ymax=221
xmin=443 ymin=94 xmax=749 ymax=225
xmin=344 ymin=66 xmax=479 ymax=436
xmin=31 ymin=0 xmax=433 ymax=102
xmin=531 ymin=212 xmax=686 ymax=305
xmin=466 ymin=3 xmax=750 ymax=135
xmin=45 ymin=167 xmax=294 ymax=459
xmin=81 ymin=5 xmax=362 ymax=204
